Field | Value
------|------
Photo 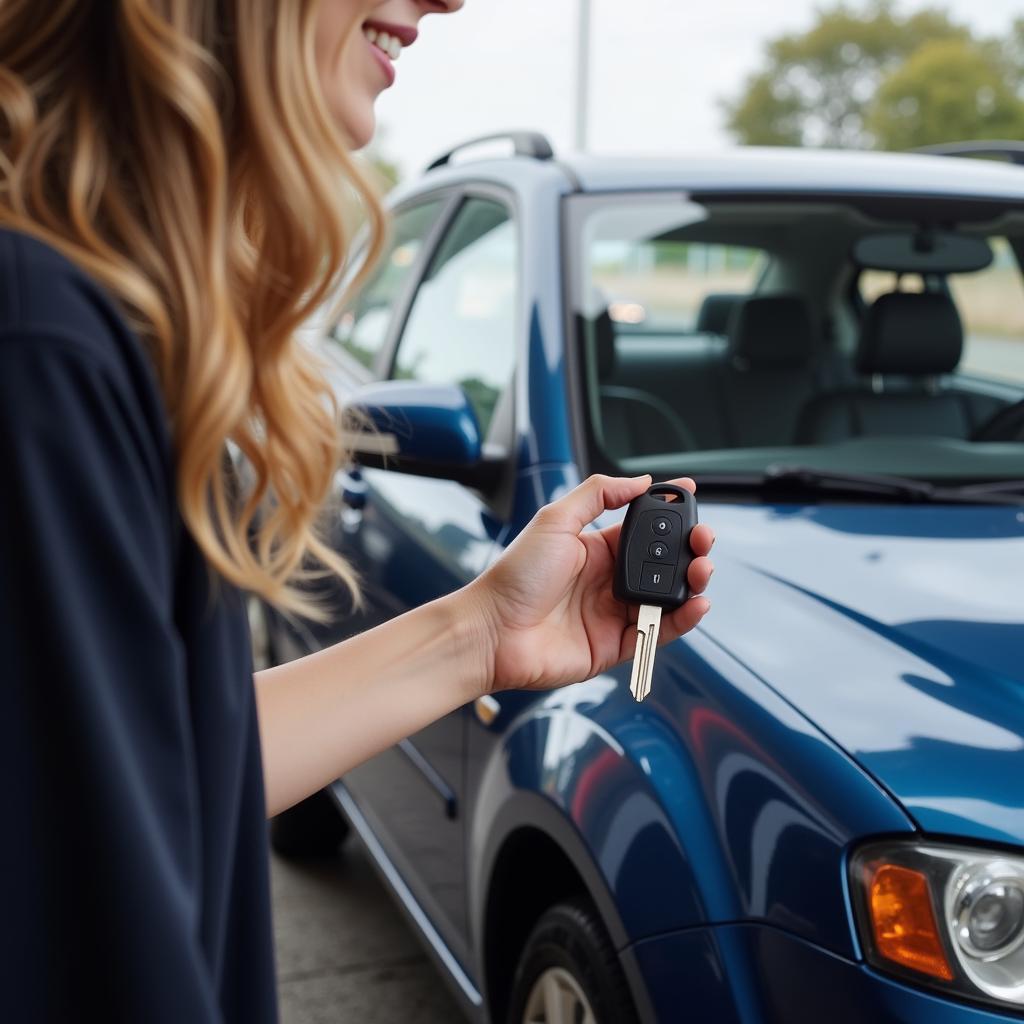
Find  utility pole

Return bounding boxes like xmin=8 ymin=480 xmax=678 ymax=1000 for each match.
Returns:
xmin=574 ymin=0 xmax=592 ymax=152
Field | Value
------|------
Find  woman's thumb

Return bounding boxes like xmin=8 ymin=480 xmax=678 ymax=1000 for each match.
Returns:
xmin=544 ymin=474 xmax=651 ymax=534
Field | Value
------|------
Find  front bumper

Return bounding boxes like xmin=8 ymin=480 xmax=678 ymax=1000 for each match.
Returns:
xmin=622 ymin=922 xmax=1022 ymax=1023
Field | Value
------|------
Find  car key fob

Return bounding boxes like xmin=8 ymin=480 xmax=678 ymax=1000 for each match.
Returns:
xmin=614 ymin=483 xmax=698 ymax=608
xmin=613 ymin=483 xmax=699 ymax=701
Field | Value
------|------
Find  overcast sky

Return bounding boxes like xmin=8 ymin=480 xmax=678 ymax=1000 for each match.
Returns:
xmin=370 ymin=0 xmax=1023 ymax=182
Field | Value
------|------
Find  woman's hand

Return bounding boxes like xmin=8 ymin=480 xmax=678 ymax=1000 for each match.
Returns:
xmin=465 ymin=474 xmax=715 ymax=696
xmin=258 ymin=473 xmax=712 ymax=812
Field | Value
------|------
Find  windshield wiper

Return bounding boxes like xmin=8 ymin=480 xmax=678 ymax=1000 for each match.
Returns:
xmin=763 ymin=465 xmax=937 ymax=501
xmin=952 ymin=479 xmax=1024 ymax=498
xmin=760 ymin=465 xmax=1024 ymax=506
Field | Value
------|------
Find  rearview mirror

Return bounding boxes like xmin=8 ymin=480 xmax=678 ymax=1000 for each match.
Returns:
xmin=852 ymin=231 xmax=993 ymax=274
xmin=341 ymin=380 xmax=502 ymax=490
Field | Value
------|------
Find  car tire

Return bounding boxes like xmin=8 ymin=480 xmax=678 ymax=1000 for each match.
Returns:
xmin=507 ymin=899 xmax=638 ymax=1024
xmin=269 ymin=789 xmax=349 ymax=859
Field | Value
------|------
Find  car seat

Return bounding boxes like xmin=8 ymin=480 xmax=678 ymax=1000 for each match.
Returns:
xmin=584 ymin=309 xmax=698 ymax=459
xmin=796 ymin=291 xmax=1000 ymax=443
xmin=719 ymin=294 xmax=818 ymax=447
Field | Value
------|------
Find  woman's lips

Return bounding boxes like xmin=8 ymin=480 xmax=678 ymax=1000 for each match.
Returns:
xmin=365 ymin=35 xmax=396 ymax=87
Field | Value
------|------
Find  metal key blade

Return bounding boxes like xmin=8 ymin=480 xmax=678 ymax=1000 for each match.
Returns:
xmin=629 ymin=604 xmax=663 ymax=702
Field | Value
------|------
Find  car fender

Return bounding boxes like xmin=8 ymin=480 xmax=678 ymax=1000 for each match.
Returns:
xmin=468 ymin=632 xmax=917 ymax=965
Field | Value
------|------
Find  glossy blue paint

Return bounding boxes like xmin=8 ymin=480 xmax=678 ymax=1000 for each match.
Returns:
xmin=700 ymin=502 xmax=1024 ymax=846
xmin=522 ymin=301 xmax=575 ymax=467
xmin=631 ymin=924 xmax=1023 ymax=1023
xmin=513 ymin=166 xmax=576 ymax=468
xmin=468 ymin=631 xmax=914 ymax=959
xmin=266 ymin=145 xmax=1024 ymax=1023
xmin=344 ymin=379 xmax=482 ymax=467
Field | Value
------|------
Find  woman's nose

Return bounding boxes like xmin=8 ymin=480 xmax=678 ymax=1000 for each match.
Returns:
xmin=420 ymin=0 xmax=465 ymax=13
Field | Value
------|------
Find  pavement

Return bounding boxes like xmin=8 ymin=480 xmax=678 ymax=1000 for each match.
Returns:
xmin=271 ymin=843 xmax=465 ymax=1024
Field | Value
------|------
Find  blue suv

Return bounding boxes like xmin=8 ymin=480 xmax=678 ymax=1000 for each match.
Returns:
xmin=263 ymin=134 xmax=1024 ymax=1023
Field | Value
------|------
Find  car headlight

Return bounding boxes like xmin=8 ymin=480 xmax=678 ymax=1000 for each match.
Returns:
xmin=850 ymin=840 xmax=1024 ymax=1011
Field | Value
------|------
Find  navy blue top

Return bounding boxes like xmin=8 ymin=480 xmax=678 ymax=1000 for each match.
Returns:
xmin=0 ymin=228 xmax=278 ymax=1021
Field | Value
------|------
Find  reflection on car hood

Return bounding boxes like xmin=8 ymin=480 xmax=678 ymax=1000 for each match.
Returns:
xmin=697 ymin=503 xmax=1024 ymax=846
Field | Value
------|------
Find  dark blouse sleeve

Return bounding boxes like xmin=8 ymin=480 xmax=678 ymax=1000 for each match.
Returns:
xmin=0 ymin=331 xmax=223 ymax=1021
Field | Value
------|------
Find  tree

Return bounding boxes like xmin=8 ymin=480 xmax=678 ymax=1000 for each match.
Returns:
xmin=869 ymin=37 xmax=1024 ymax=151
xmin=722 ymin=1 xmax=1001 ymax=149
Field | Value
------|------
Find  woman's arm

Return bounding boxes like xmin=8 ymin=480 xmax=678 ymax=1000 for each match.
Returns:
xmin=254 ymin=583 xmax=493 ymax=817
xmin=255 ymin=473 xmax=714 ymax=817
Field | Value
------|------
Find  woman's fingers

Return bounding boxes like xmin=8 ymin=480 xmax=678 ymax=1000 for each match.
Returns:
xmin=542 ymin=473 xmax=652 ymax=534
xmin=659 ymin=595 xmax=711 ymax=644
xmin=687 ymin=555 xmax=714 ymax=595
xmin=668 ymin=476 xmax=697 ymax=494
xmin=690 ymin=523 xmax=715 ymax=556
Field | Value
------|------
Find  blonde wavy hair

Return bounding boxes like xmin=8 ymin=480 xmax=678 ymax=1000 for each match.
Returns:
xmin=0 ymin=0 xmax=388 ymax=618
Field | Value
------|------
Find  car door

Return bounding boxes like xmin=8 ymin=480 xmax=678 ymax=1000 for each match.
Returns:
xmin=340 ymin=191 xmax=520 ymax=967
xmin=265 ymin=197 xmax=455 ymax=662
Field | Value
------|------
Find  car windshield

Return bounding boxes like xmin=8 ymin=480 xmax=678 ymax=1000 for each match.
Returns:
xmin=567 ymin=192 xmax=1024 ymax=487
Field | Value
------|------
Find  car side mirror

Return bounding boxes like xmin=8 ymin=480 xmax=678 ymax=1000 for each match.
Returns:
xmin=341 ymin=380 xmax=503 ymax=490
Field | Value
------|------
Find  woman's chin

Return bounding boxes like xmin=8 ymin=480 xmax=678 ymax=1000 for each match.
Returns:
xmin=334 ymin=105 xmax=376 ymax=153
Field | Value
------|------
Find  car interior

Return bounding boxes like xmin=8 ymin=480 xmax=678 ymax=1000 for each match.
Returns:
xmin=575 ymin=197 xmax=1024 ymax=483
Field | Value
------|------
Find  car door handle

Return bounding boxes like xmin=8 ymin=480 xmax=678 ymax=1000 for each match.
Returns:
xmin=474 ymin=694 xmax=501 ymax=726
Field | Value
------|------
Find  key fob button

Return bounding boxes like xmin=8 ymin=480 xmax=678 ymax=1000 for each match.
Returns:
xmin=640 ymin=561 xmax=673 ymax=595
xmin=652 ymin=517 xmax=672 ymax=536
xmin=649 ymin=541 xmax=671 ymax=560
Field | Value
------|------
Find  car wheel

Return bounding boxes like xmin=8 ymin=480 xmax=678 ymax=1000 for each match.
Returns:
xmin=507 ymin=899 xmax=638 ymax=1024
xmin=269 ymin=789 xmax=349 ymax=859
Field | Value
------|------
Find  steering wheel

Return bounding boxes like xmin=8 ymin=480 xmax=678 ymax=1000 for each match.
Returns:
xmin=972 ymin=399 xmax=1024 ymax=443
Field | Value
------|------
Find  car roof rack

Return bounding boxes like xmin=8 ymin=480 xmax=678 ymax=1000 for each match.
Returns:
xmin=426 ymin=131 xmax=555 ymax=171
xmin=915 ymin=140 xmax=1024 ymax=167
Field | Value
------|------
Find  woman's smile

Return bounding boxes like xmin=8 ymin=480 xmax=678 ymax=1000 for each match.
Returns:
xmin=317 ymin=2 xmax=449 ymax=149
xmin=360 ymin=19 xmax=419 ymax=88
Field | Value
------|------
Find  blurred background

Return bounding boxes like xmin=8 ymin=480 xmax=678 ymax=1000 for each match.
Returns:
xmin=366 ymin=0 xmax=1024 ymax=184
xmin=275 ymin=3 xmax=1024 ymax=1021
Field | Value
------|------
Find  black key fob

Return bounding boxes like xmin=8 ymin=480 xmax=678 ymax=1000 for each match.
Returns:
xmin=613 ymin=483 xmax=698 ymax=608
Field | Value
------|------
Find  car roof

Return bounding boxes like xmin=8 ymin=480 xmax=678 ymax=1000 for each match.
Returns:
xmin=562 ymin=147 xmax=1024 ymax=199
xmin=405 ymin=145 xmax=1024 ymax=204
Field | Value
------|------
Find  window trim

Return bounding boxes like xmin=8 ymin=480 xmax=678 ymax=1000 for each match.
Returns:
xmin=371 ymin=190 xmax=464 ymax=381
xmin=385 ymin=184 xmax=521 ymax=456
xmin=326 ymin=194 xmax=458 ymax=381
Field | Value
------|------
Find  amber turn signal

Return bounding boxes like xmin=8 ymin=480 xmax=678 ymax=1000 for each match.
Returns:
xmin=869 ymin=864 xmax=953 ymax=981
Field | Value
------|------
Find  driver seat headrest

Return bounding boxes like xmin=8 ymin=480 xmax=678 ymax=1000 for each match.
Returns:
xmin=857 ymin=291 xmax=963 ymax=376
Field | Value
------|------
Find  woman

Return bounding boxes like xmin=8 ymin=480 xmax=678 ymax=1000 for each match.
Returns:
xmin=0 ymin=2 xmax=714 ymax=1021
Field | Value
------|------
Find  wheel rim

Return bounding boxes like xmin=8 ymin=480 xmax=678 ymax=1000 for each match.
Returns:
xmin=522 ymin=966 xmax=597 ymax=1024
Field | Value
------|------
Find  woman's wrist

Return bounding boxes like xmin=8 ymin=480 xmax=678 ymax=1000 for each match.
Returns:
xmin=446 ymin=578 xmax=500 ymax=702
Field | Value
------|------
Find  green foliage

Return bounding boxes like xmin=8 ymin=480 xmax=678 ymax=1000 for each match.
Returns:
xmin=870 ymin=38 xmax=1024 ymax=150
xmin=724 ymin=0 xmax=1024 ymax=150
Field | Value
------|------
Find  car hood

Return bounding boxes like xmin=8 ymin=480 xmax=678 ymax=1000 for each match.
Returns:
xmin=697 ymin=503 xmax=1024 ymax=847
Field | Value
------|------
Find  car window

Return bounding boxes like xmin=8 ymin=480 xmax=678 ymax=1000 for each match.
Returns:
xmin=569 ymin=194 xmax=1024 ymax=485
xmin=576 ymin=198 xmax=767 ymax=337
xmin=592 ymin=239 xmax=767 ymax=334
xmin=391 ymin=197 xmax=517 ymax=438
xmin=331 ymin=200 xmax=445 ymax=372
xmin=950 ymin=238 xmax=1024 ymax=386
